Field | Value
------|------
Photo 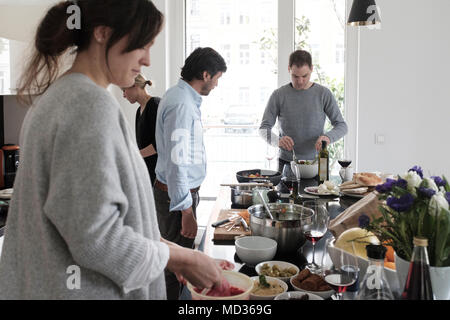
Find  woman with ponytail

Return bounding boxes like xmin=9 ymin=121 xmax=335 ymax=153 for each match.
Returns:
xmin=122 ymin=74 xmax=160 ymax=185
xmin=0 ymin=0 xmax=226 ymax=300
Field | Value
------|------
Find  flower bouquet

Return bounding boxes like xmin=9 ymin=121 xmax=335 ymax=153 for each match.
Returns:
xmin=363 ymin=166 xmax=450 ymax=267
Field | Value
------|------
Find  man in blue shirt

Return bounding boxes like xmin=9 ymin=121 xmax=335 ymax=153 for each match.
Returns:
xmin=154 ymin=47 xmax=227 ymax=300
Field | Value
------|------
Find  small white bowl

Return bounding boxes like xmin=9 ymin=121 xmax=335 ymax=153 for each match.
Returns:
xmin=274 ymin=291 xmax=324 ymax=301
xmin=290 ymin=276 xmax=335 ymax=299
xmin=291 ymin=161 xmax=319 ymax=179
xmin=255 ymin=261 xmax=300 ymax=283
xmin=235 ymin=236 xmax=277 ymax=266
xmin=249 ymin=276 xmax=288 ymax=300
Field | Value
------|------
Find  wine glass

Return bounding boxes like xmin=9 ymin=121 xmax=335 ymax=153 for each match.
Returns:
xmin=265 ymin=145 xmax=277 ymax=169
xmin=301 ymin=201 xmax=329 ymax=274
xmin=322 ymin=237 xmax=359 ymax=300
xmin=281 ymin=163 xmax=297 ymax=193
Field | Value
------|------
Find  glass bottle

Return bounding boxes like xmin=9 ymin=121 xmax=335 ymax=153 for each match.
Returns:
xmin=401 ymin=237 xmax=434 ymax=300
xmin=357 ymin=244 xmax=395 ymax=300
xmin=318 ymin=140 xmax=329 ymax=184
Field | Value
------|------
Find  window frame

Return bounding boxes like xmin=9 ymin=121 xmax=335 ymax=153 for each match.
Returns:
xmin=163 ymin=0 xmax=359 ymax=170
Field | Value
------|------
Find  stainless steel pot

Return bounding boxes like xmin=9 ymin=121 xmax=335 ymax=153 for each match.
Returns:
xmin=248 ymin=203 xmax=314 ymax=254
xmin=230 ymin=185 xmax=271 ymax=207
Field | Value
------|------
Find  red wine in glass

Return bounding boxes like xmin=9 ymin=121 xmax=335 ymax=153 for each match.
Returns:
xmin=304 ymin=231 xmax=325 ymax=245
xmin=324 ymin=269 xmax=356 ymax=294
xmin=338 ymin=160 xmax=352 ymax=168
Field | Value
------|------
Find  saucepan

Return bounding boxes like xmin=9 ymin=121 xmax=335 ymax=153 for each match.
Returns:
xmin=248 ymin=203 xmax=314 ymax=254
xmin=236 ymin=169 xmax=282 ymax=186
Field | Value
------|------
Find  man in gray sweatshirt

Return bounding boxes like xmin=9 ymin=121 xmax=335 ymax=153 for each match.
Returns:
xmin=259 ymin=50 xmax=348 ymax=174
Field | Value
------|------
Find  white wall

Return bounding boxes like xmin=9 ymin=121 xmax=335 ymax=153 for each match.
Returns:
xmin=356 ymin=0 xmax=450 ymax=178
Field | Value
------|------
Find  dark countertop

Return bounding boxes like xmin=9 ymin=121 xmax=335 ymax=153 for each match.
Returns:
xmin=200 ymin=178 xmax=360 ymax=276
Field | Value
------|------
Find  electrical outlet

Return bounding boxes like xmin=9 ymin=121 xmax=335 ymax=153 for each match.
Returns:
xmin=375 ymin=134 xmax=385 ymax=145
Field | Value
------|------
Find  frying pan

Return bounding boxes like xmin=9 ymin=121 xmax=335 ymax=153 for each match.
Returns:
xmin=236 ymin=169 xmax=282 ymax=186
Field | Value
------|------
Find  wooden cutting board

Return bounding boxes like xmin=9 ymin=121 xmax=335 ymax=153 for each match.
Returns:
xmin=213 ymin=209 xmax=251 ymax=241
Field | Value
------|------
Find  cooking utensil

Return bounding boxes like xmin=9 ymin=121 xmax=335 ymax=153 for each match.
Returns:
xmin=236 ymin=169 xmax=282 ymax=186
xmin=240 ymin=217 xmax=250 ymax=231
xmin=248 ymin=203 xmax=315 ymax=254
xmin=292 ymin=150 xmax=297 ymax=163
xmin=257 ymin=189 xmax=275 ymax=220
xmin=212 ymin=214 xmax=239 ymax=228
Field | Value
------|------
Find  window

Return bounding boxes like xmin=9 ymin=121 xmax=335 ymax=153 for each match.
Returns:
xmin=185 ymin=0 xmax=278 ymax=198
xmin=336 ymin=43 xmax=345 ymax=64
xmin=0 ymin=38 xmax=10 ymax=94
xmin=239 ymin=44 xmax=250 ymax=65
xmin=190 ymin=0 xmax=200 ymax=16
xmin=295 ymin=0 xmax=346 ymax=174
xmin=239 ymin=87 xmax=250 ymax=105
xmin=189 ymin=34 xmax=200 ymax=53
xmin=221 ymin=44 xmax=232 ymax=65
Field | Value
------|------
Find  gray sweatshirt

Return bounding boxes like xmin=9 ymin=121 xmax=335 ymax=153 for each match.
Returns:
xmin=0 ymin=73 xmax=169 ymax=300
xmin=259 ymin=83 xmax=348 ymax=162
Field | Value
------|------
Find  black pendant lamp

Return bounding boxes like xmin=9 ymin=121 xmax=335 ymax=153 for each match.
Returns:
xmin=347 ymin=0 xmax=381 ymax=26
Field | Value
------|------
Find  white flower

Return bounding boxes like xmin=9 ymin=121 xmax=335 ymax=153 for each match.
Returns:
xmin=424 ymin=177 xmax=439 ymax=192
xmin=429 ymin=192 xmax=450 ymax=216
xmin=401 ymin=171 xmax=422 ymax=194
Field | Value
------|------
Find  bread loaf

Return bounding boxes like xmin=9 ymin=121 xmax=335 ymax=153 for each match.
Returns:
xmin=354 ymin=173 xmax=382 ymax=187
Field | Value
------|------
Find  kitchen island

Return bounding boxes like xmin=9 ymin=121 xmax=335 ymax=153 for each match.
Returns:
xmin=192 ymin=178 xmax=363 ymax=299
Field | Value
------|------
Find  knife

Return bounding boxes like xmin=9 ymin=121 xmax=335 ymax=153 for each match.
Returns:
xmin=240 ymin=218 xmax=250 ymax=231
xmin=212 ymin=218 xmax=232 ymax=228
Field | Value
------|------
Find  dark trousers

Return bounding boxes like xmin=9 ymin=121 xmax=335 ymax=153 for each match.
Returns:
xmin=153 ymin=186 xmax=200 ymax=300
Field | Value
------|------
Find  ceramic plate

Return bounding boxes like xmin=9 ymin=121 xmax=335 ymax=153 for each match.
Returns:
xmin=339 ymin=190 xmax=367 ymax=199
xmin=304 ymin=186 xmax=338 ymax=197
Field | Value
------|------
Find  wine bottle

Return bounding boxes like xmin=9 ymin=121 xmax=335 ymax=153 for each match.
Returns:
xmin=401 ymin=237 xmax=434 ymax=300
xmin=318 ymin=140 xmax=329 ymax=184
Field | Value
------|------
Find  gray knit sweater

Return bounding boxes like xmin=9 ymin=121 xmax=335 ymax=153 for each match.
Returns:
xmin=0 ymin=73 xmax=169 ymax=300
xmin=259 ymin=83 xmax=348 ymax=161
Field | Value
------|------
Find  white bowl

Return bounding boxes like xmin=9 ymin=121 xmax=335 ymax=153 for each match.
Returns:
xmin=274 ymin=291 xmax=324 ymax=301
xmin=291 ymin=161 xmax=318 ymax=179
xmin=255 ymin=261 xmax=300 ymax=283
xmin=327 ymin=240 xmax=400 ymax=294
xmin=235 ymin=236 xmax=277 ymax=266
xmin=290 ymin=275 xmax=335 ymax=299
xmin=187 ymin=271 xmax=253 ymax=300
xmin=249 ymin=276 xmax=288 ymax=300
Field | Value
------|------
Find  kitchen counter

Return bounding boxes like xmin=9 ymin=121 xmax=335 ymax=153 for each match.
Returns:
xmin=201 ymin=179 xmax=360 ymax=276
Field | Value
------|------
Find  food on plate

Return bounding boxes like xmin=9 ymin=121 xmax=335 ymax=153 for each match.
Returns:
xmin=298 ymin=160 xmax=313 ymax=165
xmin=194 ymin=280 xmax=245 ymax=297
xmin=335 ymin=227 xmax=380 ymax=259
xmin=259 ymin=263 xmax=297 ymax=278
xmin=251 ymin=275 xmax=285 ymax=296
xmin=339 ymin=172 xmax=383 ymax=197
xmin=245 ymin=173 xmax=269 ymax=179
xmin=292 ymin=269 xmax=332 ymax=292
xmin=354 ymin=173 xmax=383 ymax=187
xmin=316 ymin=181 xmax=340 ymax=195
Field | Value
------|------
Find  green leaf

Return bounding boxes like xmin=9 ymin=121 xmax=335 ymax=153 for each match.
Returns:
xmin=434 ymin=208 xmax=450 ymax=267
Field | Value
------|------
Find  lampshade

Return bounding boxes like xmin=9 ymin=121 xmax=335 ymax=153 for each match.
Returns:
xmin=347 ymin=0 xmax=381 ymax=26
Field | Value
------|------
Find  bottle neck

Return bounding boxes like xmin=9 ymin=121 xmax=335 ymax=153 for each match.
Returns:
xmin=411 ymin=245 xmax=430 ymax=265
xmin=368 ymin=258 xmax=385 ymax=268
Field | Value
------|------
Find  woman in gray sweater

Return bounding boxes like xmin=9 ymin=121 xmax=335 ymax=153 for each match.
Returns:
xmin=0 ymin=0 xmax=225 ymax=300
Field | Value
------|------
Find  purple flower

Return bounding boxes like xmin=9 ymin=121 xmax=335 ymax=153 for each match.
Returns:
xmin=375 ymin=178 xmax=408 ymax=194
xmin=418 ymin=187 xmax=436 ymax=198
xmin=409 ymin=166 xmax=424 ymax=179
xmin=445 ymin=192 xmax=450 ymax=206
xmin=395 ymin=178 xmax=408 ymax=189
xmin=358 ymin=214 xmax=371 ymax=228
xmin=376 ymin=178 xmax=397 ymax=193
xmin=432 ymin=176 xmax=446 ymax=188
xmin=386 ymin=194 xmax=415 ymax=212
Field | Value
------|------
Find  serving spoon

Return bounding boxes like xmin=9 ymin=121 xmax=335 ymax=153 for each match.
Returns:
xmin=257 ymin=190 xmax=275 ymax=220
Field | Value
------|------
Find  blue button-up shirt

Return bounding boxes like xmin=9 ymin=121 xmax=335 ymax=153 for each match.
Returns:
xmin=155 ymin=79 xmax=207 ymax=212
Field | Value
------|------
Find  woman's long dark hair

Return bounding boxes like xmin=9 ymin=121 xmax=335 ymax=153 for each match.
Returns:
xmin=17 ymin=0 xmax=164 ymax=106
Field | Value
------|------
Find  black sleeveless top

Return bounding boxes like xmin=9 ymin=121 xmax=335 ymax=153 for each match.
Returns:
xmin=135 ymin=97 xmax=161 ymax=185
